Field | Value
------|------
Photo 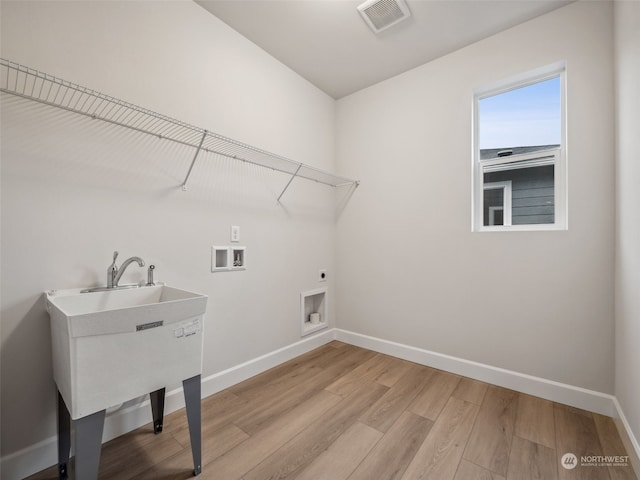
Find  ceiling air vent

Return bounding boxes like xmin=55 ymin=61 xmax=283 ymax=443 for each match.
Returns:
xmin=357 ymin=0 xmax=411 ymax=34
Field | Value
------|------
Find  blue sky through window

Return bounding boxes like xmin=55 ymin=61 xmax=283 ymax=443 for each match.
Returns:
xmin=479 ymin=76 xmax=561 ymax=150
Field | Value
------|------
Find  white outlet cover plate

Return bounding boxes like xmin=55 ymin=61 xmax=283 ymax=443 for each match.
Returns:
xmin=231 ymin=225 xmax=240 ymax=243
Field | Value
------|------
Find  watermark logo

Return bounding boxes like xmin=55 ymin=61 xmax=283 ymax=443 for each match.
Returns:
xmin=581 ymin=455 xmax=630 ymax=467
xmin=561 ymin=453 xmax=578 ymax=470
xmin=561 ymin=452 xmax=630 ymax=469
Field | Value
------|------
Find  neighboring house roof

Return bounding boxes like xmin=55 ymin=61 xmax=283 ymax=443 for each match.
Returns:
xmin=480 ymin=144 xmax=560 ymax=160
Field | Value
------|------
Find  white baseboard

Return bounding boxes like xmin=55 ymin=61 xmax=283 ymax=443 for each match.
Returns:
xmin=0 ymin=330 xmax=335 ymax=480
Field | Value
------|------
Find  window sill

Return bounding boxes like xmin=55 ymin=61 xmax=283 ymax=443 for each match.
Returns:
xmin=474 ymin=224 xmax=567 ymax=233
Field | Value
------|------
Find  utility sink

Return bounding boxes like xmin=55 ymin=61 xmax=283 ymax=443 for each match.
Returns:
xmin=45 ymin=284 xmax=208 ymax=419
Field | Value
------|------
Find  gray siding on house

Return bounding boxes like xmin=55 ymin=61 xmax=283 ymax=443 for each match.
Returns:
xmin=485 ymin=165 xmax=554 ymax=225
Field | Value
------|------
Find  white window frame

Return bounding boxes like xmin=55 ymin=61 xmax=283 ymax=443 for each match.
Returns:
xmin=472 ymin=62 xmax=567 ymax=232
xmin=484 ymin=181 xmax=512 ymax=226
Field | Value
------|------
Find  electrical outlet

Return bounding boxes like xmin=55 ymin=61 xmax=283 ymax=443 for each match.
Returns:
xmin=231 ymin=225 xmax=240 ymax=243
xmin=318 ymin=269 xmax=327 ymax=282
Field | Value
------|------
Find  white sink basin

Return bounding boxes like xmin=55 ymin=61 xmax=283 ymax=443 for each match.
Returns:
xmin=46 ymin=284 xmax=208 ymax=337
xmin=45 ymin=284 xmax=208 ymax=419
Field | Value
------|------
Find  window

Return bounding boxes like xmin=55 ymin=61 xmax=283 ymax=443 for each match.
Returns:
xmin=473 ymin=63 xmax=566 ymax=231
xmin=484 ymin=181 xmax=512 ymax=226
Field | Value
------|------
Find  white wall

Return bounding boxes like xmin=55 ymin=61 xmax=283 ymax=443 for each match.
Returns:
xmin=614 ymin=0 xmax=640 ymax=460
xmin=0 ymin=0 xmax=335 ymax=466
xmin=335 ymin=1 xmax=615 ymax=393
xmin=2 ymin=0 xmax=634 ymax=476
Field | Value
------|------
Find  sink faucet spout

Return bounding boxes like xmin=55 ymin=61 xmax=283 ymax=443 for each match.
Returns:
xmin=109 ymin=253 xmax=145 ymax=287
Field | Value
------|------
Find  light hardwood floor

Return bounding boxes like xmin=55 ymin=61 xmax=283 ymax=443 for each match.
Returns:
xmin=28 ymin=342 xmax=637 ymax=480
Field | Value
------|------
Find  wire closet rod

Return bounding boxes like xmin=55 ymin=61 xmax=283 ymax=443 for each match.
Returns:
xmin=0 ymin=58 xmax=359 ymax=199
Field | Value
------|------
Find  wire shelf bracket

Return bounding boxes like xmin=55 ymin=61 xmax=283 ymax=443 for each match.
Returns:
xmin=0 ymin=58 xmax=359 ymax=200
xmin=182 ymin=130 xmax=208 ymax=191
xmin=277 ymin=163 xmax=303 ymax=203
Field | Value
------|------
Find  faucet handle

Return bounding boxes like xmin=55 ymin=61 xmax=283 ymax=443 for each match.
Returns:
xmin=147 ymin=264 xmax=156 ymax=286
xmin=106 ymin=251 xmax=120 ymax=288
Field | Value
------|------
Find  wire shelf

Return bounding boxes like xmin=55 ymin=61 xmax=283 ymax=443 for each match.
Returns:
xmin=0 ymin=58 xmax=358 ymax=198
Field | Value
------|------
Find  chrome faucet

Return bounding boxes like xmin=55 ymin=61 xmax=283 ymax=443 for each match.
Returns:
xmin=107 ymin=251 xmax=145 ymax=288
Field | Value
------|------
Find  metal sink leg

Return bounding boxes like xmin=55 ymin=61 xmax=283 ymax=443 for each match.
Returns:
xmin=57 ymin=392 xmax=71 ymax=479
xmin=183 ymin=375 xmax=202 ymax=476
xmin=75 ymin=409 xmax=106 ymax=480
xmin=150 ymin=388 xmax=166 ymax=434
xmin=57 ymin=390 xmax=105 ymax=480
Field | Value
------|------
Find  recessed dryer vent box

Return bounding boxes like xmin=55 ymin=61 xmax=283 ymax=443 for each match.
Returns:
xmin=211 ymin=246 xmax=246 ymax=272
xmin=301 ymin=287 xmax=328 ymax=337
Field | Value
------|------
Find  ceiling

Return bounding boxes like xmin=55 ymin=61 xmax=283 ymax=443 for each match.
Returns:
xmin=195 ymin=0 xmax=573 ymax=99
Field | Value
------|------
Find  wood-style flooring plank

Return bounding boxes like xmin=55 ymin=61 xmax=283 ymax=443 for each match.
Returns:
xmin=313 ymin=344 xmax=373 ymax=369
xmin=506 ymin=436 xmax=558 ymax=480
xmin=95 ymin=426 xmax=185 ymax=480
xmin=592 ymin=413 xmax=637 ymax=480
xmin=166 ymin=389 xmax=247 ymax=447
xmin=453 ymin=460 xmax=506 ymax=480
xmin=408 ymin=369 xmax=462 ymax=420
xmin=233 ymin=362 xmax=324 ymax=402
xmin=347 ymin=411 xmax=433 ymax=480
xmin=360 ymin=363 xmax=431 ymax=433
xmin=234 ymin=346 xmax=378 ymax=435
xmin=463 ymin=386 xmax=518 ymax=477
xmin=243 ymin=383 xmax=389 ymax=480
xmin=400 ymin=397 xmax=479 ymax=480
xmin=23 ymin=430 xmax=177 ymax=480
xmin=295 ymin=422 xmax=383 ymax=480
xmin=325 ymin=353 xmax=398 ymax=397
xmin=229 ymin=344 xmax=340 ymax=399
xmin=452 ymin=378 xmax=489 ymax=405
xmin=554 ymin=403 xmax=610 ymax=480
xmin=137 ymin=423 xmax=249 ymax=479
xmin=515 ymin=393 xmax=556 ymax=449
xmin=375 ymin=357 xmax=415 ymax=388
xmin=201 ymin=389 xmax=342 ymax=480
